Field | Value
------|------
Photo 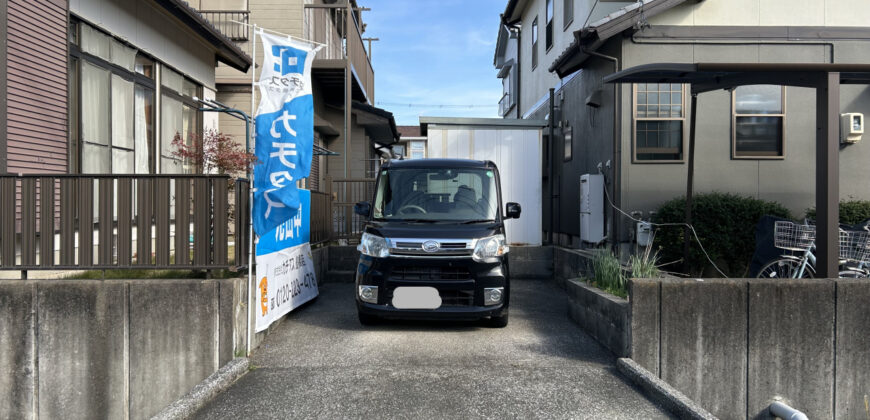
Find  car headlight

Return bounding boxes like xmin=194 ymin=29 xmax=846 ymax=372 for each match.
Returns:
xmin=472 ymin=234 xmax=508 ymax=262
xmin=357 ymin=232 xmax=390 ymax=258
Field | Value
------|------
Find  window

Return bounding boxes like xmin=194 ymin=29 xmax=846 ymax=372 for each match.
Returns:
xmin=410 ymin=141 xmax=425 ymax=159
xmin=732 ymin=85 xmax=785 ymax=158
xmin=563 ymin=0 xmax=574 ymax=29
xmin=634 ymin=83 xmax=685 ymax=162
xmin=70 ymin=20 xmax=157 ymax=174
xmin=546 ymin=0 xmax=553 ymax=51
xmin=160 ymin=67 xmax=202 ymax=174
xmin=531 ymin=17 xmax=538 ymax=69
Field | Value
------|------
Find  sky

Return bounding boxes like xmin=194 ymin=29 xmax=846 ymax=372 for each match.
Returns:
xmin=360 ymin=0 xmax=506 ymax=126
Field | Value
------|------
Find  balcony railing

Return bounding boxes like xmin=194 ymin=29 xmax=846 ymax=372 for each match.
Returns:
xmin=200 ymin=10 xmax=250 ymax=42
xmin=304 ymin=4 xmax=375 ymax=101
xmin=0 ymin=175 xmax=250 ymax=272
xmin=499 ymin=92 xmax=513 ymax=116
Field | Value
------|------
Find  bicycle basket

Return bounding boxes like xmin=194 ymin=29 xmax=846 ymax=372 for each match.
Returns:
xmin=839 ymin=229 xmax=870 ymax=263
xmin=773 ymin=221 xmax=816 ymax=252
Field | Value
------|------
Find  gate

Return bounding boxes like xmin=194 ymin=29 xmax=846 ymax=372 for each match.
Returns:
xmin=327 ymin=176 xmax=375 ymax=242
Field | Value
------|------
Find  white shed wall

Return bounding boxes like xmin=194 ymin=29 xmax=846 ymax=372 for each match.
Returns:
xmin=427 ymin=127 xmax=542 ymax=246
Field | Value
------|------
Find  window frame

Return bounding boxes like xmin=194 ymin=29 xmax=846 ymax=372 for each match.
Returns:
xmin=531 ymin=16 xmax=538 ymax=70
xmin=563 ymin=0 xmax=574 ymax=30
xmin=632 ymin=83 xmax=688 ymax=164
xmin=545 ymin=0 xmax=554 ymax=52
xmin=69 ymin=18 xmax=158 ymax=174
xmin=731 ymin=85 xmax=787 ymax=160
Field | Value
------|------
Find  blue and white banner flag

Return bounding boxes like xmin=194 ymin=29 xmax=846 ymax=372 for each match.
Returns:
xmin=253 ymin=31 xmax=321 ymax=236
xmin=255 ymin=189 xmax=318 ymax=332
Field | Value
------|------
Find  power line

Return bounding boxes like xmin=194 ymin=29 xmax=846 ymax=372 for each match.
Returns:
xmin=376 ymin=101 xmax=497 ymax=109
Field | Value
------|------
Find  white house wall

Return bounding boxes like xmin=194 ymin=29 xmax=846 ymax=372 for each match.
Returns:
xmin=427 ymin=127 xmax=543 ymax=246
xmin=70 ymin=0 xmax=218 ymax=89
xmin=651 ymin=0 xmax=870 ymax=27
xmin=516 ymin=0 xmax=632 ymax=118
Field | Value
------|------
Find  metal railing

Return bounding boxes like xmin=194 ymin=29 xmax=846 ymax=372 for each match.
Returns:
xmin=327 ymin=177 xmax=375 ymax=241
xmin=310 ymin=190 xmax=332 ymax=244
xmin=200 ymin=10 xmax=250 ymax=41
xmin=303 ymin=4 xmax=375 ymax=101
xmin=0 ymin=174 xmax=249 ymax=272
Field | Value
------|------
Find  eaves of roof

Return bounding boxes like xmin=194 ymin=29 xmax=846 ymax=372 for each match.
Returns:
xmin=549 ymin=0 xmax=689 ymax=77
xmin=155 ymin=0 xmax=253 ymax=72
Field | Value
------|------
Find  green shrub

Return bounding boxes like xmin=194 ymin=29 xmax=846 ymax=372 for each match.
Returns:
xmin=591 ymin=251 xmax=626 ymax=298
xmin=806 ymin=200 xmax=870 ymax=225
xmin=653 ymin=192 xmax=791 ymax=277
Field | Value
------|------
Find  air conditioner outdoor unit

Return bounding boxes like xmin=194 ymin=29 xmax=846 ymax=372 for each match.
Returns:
xmin=841 ymin=113 xmax=864 ymax=144
xmin=580 ymin=174 xmax=605 ymax=243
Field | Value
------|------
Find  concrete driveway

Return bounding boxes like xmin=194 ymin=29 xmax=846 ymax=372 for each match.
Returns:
xmin=193 ymin=280 xmax=672 ymax=419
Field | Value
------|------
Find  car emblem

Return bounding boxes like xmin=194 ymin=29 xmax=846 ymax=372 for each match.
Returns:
xmin=422 ymin=240 xmax=440 ymax=253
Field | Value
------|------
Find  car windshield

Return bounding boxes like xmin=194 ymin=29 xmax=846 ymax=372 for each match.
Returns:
xmin=372 ymin=167 xmax=499 ymax=222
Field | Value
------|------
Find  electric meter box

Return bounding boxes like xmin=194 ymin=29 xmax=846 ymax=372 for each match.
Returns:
xmin=636 ymin=221 xmax=652 ymax=247
xmin=840 ymin=113 xmax=864 ymax=144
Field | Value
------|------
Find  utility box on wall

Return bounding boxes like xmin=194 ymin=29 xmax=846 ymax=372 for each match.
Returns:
xmin=580 ymin=174 xmax=605 ymax=244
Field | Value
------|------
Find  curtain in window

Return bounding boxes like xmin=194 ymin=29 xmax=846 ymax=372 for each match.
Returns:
xmin=134 ymin=86 xmax=154 ymax=174
xmin=82 ymin=62 xmax=110 ymax=173
xmin=161 ymin=94 xmax=183 ymax=173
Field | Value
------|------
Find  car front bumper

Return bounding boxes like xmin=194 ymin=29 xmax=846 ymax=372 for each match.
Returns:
xmin=355 ymin=254 xmax=510 ymax=320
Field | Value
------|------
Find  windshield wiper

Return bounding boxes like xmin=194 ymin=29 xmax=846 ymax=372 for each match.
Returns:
xmin=396 ymin=218 xmax=440 ymax=223
xmin=460 ymin=219 xmax=496 ymax=224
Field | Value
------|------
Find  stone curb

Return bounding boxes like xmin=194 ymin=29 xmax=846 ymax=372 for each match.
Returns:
xmin=616 ymin=358 xmax=718 ymax=420
xmin=151 ymin=358 xmax=249 ymax=420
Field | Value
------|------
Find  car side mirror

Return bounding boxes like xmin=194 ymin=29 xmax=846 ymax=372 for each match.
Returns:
xmin=354 ymin=201 xmax=371 ymax=217
xmin=505 ymin=202 xmax=521 ymax=219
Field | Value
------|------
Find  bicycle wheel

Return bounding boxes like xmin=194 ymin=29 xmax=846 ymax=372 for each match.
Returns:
xmin=838 ymin=269 xmax=868 ymax=278
xmin=757 ymin=258 xmax=815 ymax=279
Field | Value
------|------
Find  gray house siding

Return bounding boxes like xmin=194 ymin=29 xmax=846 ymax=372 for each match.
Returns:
xmin=530 ymin=40 xmax=622 ymax=247
xmin=619 ymin=37 xmax=870 ymax=222
xmin=541 ymin=33 xmax=870 ymax=248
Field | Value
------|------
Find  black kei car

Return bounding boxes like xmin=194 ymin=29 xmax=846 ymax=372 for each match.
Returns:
xmin=353 ymin=158 xmax=521 ymax=327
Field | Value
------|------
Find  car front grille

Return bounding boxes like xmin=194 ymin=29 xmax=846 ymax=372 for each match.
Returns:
xmin=391 ymin=266 xmax=472 ymax=281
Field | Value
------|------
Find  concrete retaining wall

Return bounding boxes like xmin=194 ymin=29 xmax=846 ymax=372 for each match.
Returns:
xmin=629 ymin=278 xmax=869 ymax=420
xmin=0 ymin=278 xmax=246 ymax=420
xmin=553 ymin=246 xmax=595 ymax=288
xmin=566 ymin=279 xmax=629 ymax=356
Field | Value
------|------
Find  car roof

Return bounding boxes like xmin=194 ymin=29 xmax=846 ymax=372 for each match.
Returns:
xmin=383 ymin=158 xmax=496 ymax=169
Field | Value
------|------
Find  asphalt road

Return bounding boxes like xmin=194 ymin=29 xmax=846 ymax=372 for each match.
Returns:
xmin=193 ymin=280 xmax=673 ymax=419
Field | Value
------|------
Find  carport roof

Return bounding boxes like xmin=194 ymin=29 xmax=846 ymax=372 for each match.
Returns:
xmin=602 ymin=62 xmax=870 ymax=92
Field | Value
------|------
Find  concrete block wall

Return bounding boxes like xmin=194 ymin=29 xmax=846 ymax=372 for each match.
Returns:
xmin=0 ymin=278 xmax=245 ymax=420
xmin=565 ymin=279 xmax=629 ymax=356
xmin=509 ymin=246 xmax=553 ymax=279
xmin=629 ymin=278 xmax=868 ymax=420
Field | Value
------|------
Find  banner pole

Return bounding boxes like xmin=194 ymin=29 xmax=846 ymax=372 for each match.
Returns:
xmin=247 ymin=23 xmax=257 ymax=357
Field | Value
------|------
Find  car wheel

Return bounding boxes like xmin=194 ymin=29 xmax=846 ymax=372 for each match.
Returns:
xmin=358 ymin=311 xmax=379 ymax=326
xmin=487 ymin=310 xmax=509 ymax=328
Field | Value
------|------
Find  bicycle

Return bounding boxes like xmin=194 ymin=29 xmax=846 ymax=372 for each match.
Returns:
xmin=756 ymin=220 xmax=870 ymax=278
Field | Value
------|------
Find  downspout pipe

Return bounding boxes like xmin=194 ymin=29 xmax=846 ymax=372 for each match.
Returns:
xmin=548 ymin=88 xmax=555 ymax=245
xmin=769 ymin=402 xmax=809 ymax=420
xmin=582 ymin=47 xmax=621 ymax=253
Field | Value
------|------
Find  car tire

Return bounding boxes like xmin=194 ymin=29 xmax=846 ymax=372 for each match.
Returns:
xmin=358 ymin=311 xmax=380 ymax=326
xmin=487 ymin=310 xmax=509 ymax=328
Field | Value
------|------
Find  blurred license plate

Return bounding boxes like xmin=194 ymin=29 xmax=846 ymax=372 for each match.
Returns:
xmin=392 ymin=287 xmax=442 ymax=309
